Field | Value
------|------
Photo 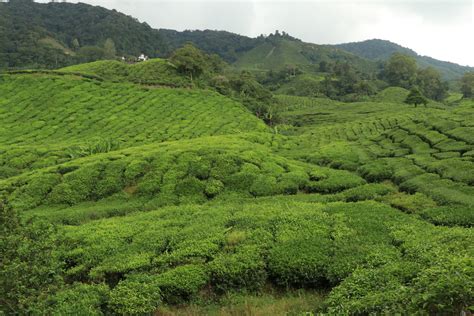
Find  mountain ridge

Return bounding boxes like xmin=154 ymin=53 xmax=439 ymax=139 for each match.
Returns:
xmin=0 ymin=0 xmax=472 ymax=80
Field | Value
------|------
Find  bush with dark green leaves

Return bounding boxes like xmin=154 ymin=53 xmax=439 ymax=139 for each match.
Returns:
xmin=108 ymin=275 xmax=162 ymax=315
xmin=48 ymin=283 xmax=109 ymax=316
xmin=209 ymin=245 xmax=267 ymax=292
xmin=154 ymin=265 xmax=208 ymax=304
xmin=0 ymin=200 xmax=64 ymax=314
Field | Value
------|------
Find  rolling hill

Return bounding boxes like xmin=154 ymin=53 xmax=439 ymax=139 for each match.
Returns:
xmin=334 ymin=39 xmax=474 ymax=80
xmin=233 ymin=35 xmax=375 ymax=74
xmin=1 ymin=57 xmax=473 ymax=314
xmin=1 ymin=2 xmax=474 ymax=315
xmin=1 ymin=1 xmax=472 ymax=82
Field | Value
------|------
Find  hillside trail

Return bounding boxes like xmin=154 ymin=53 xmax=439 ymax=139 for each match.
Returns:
xmin=265 ymin=46 xmax=276 ymax=59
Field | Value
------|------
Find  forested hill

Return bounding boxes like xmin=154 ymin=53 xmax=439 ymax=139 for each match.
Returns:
xmin=0 ymin=0 xmax=168 ymax=68
xmin=1 ymin=0 xmax=472 ymax=81
xmin=334 ymin=39 xmax=474 ymax=80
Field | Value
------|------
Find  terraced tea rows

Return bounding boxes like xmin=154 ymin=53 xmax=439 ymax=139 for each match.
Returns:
xmin=277 ymin=95 xmax=474 ymax=227
xmin=0 ymin=74 xmax=266 ymax=146
xmin=0 ymin=74 xmax=267 ymax=178
xmin=1 ymin=71 xmax=472 ymax=315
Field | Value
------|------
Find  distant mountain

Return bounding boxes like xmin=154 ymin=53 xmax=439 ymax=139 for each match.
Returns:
xmin=237 ymin=36 xmax=377 ymax=74
xmin=1 ymin=1 xmax=471 ymax=80
xmin=158 ymin=29 xmax=260 ymax=63
xmin=334 ymin=39 xmax=473 ymax=80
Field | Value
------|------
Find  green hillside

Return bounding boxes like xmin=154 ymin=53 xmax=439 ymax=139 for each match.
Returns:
xmin=335 ymin=39 xmax=474 ymax=80
xmin=1 ymin=2 xmax=474 ymax=314
xmin=234 ymin=36 xmax=375 ymax=74
xmin=0 ymin=72 xmax=266 ymax=178
xmin=59 ymin=59 xmax=191 ymax=87
xmin=1 ymin=64 xmax=473 ymax=314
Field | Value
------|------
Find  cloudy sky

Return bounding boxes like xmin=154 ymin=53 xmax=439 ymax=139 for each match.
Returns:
xmin=39 ymin=0 xmax=474 ymax=66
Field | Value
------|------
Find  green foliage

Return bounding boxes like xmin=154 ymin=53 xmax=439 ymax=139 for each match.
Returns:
xmin=416 ymin=66 xmax=448 ymax=101
xmin=419 ymin=205 xmax=474 ymax=227
xmin=0 ymin=0 xmax=167 ymax=69
xmin=405 ymin=86 xmax=428 ymax=106
xmin=384 ymin=53 xmax=417 ymax=89
xmin=336 ymin=39 xmax=473 ymax=81
xmin=1 ymin=52 xmax=473 ymax=315
xmin=108 ymin=275 xmax=162 ymax=315
xmin=170 ymin=44 xmax=208 ymax=81
xmin=154 ymin=265 xmax=208 ymax=304
xmin=209 ymin=245 xmax=267 ymax=292
xmin=48 ymin=283 xmax=109 ymax=316
xmin=461 ymin=71 xmax=474 ymax=98
xmin=0 ymin=200 xmax=63 ymax=314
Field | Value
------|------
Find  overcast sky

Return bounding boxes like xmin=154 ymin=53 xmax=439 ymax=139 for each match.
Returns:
xmin=38 ymin=0 xmax=474 ymax=66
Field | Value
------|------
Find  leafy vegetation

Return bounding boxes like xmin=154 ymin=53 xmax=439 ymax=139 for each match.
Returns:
xmin=1 ymin=2 xmax=473 ymax=315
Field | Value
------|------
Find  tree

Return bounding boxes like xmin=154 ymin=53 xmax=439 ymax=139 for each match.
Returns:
xmin=170 ymin=44 xmax=206 ymax=81
xmin=71 ymin=38 xmax=80 ymax=51
xmin=460 ymin=71 xmax=474 ymax=98
xmin=104 ymin=38 xmax=117 ymax=59
xmin=384 ymin=53 xmax=417 ymax=89
xmin=405 ymin=87 xmax=428 ymax=107
xmin=416 ymin=67 xmax=447 ymax=101
xmin=77 ymin=46 xmax=107 ymax=63
xmin=0 ymin=199 xmax=63 ymax=314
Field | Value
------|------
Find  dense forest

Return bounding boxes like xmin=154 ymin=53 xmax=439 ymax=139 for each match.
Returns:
xmin=1 ymin=0 xmax=472 ymax=81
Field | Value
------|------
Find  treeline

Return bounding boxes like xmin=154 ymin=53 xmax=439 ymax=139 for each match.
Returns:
xmin=260 ymin=52 xmax=474 ymax=102
xmin=169 ymin=44 xmax=277 ymax=124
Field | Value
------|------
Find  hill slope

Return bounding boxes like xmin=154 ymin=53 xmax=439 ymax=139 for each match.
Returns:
xmin=233 ymin=35 xmax=377 ymax=75
xmin=2 ymin=1 xmax=471 ymax=82
xmin=1 ymin=68 xmax=473 ymax=314
xmin=0 ymin=0 xmax=167 ymax=68
xmin=335 ymin=39 xmax=474 ymax=80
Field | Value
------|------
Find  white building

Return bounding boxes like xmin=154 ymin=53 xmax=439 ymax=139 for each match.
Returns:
xmin=138 ymin=54 xmax=149 ymax=62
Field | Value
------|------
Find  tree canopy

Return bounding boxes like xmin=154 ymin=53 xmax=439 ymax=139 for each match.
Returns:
xmin=405 ymin=87 xmax=428 ymax=107
xmin=461 ymin=72 xmax=474 ymax=98
xmin=384 ymin=53 xmax=417 ymax=89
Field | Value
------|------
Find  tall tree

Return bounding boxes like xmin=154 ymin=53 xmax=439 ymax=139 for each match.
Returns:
xmin=460 ymin=71 xmax=474 ymax=98
xmin=416 ymin=67 xmax=448 ymax=101
xmin=405 ymin=87 xmax=428 ymax=107
xmin=384 ymin=53 xmax=417 ymax=89
xmin=103 ymin=38 xmax=117 ymax=59
xmin=170 ymin=44 xmax=207 ymax=81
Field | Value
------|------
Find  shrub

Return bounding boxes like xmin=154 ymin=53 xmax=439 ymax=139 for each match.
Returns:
xmin=419 ymin=205 xmax=474 ymax=227
xmin=48 ymin=165 xmax=102 ymax=205
xmin=208 ymin=245 xmax=267 ymax=292
xmin=249 ymin=175 xmax=279 ymax=197
xmin=358 ymin=161 xmax=393 ymax=182
xmin=306 ymin=173 xmax=365 ymax=194
xmin=154 ymin=265 xmax=208 ymax=304
xmin=383 ymin=192 xmax=437 ymax=213
xmin=9 ymin=173 xmax=61 ymax=210
xmin=124 ymin=159 xmax=149 ymax=183
xmin=49 ymin=283 xmax=109 ymax=316
xmin=94 ymin=161 xmax=127 ymax=199
xmin=409 ymin=256 xmax=474 ymax=314
xmin=204 ymin=179 xmax=224 ymax=198
xmin=338 ymin=183 xmax=396 ymax=202
xmin=325 ymin=263 xmax=414 ymax=314
xmin=1 ymin=201 xmax=64 ymax=314
xmin=277 ymin=171 xmax=309 ymax=194
xmin=108 ymin=275 xmax=162 ymax=315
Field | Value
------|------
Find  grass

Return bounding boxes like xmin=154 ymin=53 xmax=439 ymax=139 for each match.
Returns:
xmin=1 ymin=67 xmax=473 ymax=315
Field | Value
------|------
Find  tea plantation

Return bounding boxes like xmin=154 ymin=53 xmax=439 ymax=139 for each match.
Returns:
xmin=1 ymin=67 xmax=473 ymax=315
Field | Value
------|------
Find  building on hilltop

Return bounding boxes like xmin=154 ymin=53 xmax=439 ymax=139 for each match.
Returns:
xmin=138 ymin=54 xmax=149 ymax=62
